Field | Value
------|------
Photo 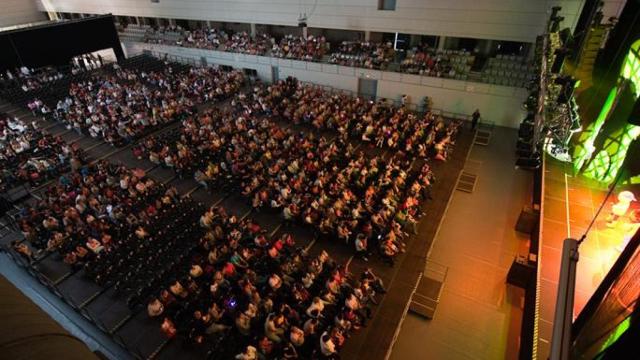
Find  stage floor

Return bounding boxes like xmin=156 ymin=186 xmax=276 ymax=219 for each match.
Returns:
xmin=537 ymin=156 xmax=630 ymax=359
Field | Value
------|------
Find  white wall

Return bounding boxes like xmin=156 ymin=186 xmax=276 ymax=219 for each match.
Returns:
xmin=602 ymin=0 xmax=627 ymax=21
xmin=123 ymin=41 xmax=527 ymax=128
xmin=377 ymin=75 xmax=526 ymax=128
xmin=40 ymin=0 xmax=584 ymax=43
xmin=1 ymin=0 xmax=46 ymax=29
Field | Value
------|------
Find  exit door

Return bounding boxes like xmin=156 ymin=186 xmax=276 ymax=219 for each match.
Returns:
xmin=358 ymin=78 xmax=377 ymax=100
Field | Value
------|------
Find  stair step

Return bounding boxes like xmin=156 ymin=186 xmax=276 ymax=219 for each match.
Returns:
xmin=456 ymin=171 xmax=478 ymax=193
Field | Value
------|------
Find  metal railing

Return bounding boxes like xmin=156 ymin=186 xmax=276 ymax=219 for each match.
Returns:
xmin=121 ymin=37 xmax=531 ymax=88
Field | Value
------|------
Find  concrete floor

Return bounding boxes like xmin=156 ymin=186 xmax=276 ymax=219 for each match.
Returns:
xmin=389 ymin=126 xmax=532 ymax=360
xmin=0 ymin=254 xmax=132 ymax=360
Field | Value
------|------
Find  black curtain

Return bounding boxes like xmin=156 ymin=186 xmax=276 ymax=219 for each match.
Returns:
xmin=0 ymin=15 xmax=124 ymax=71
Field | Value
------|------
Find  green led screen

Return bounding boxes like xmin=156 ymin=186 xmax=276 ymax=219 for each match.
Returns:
xmin=573 ymin=39 xmax=640 ymax=184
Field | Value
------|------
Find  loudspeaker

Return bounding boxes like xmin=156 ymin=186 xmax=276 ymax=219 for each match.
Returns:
xmin=519 ymin=122 xmax=534 ymax=138
xmin=517 ymin=148 xmax=533 ymax=157
xmin=629 ymin=97 xmax=640 ymax=125
xmin=516 ymin=155 xmax=541 ymax=169
xmin=516 ymin=207 xmax=539 ymax=234
xmin=507 ymin=257 xmax=535 ymax=289
xmin=517 ymin=139 xmax=532 ymax=150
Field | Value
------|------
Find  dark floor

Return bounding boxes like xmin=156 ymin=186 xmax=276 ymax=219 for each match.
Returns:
xmin=0 ymin=95 xmax=474 ymax=360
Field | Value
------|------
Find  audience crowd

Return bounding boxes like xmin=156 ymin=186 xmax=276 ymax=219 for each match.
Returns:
xmin=126 ymin=24 xmax=536 ymax=84
xmin=12 ymin=152 xmax=389 ymax=358
xmin=4 ymin=52 xmax=464 ymax=358
xmin=1 ymin=66 xmax=65 ymax=93
xmin=271 ymin=35 xmax=328 ymax=61
xmin=16 ymin=162 xmax=165 ymax=257
xmin=266 ymin=78 xmax=458 ymax=158
xmin=149 ymin=26 xmax=272 ymax=56
xmin=400 ymin=45 xmax=462 ymax=77
xmin=328 ymin=41 xmax=395 ymax=70
xmin=28 ymin=63 xmax=244 ymax=145
xmin=152 ymin=204 xmax=388 ymax=358
xmin=0 ymin=55 xmax=105 ymax=96
xmin=0 ymin=113 xmax=86 ymax=193
xmin=133 ymin=26 xmax=413 ymax=71
xmin=134 ymin=77 xmax=459 ymax=263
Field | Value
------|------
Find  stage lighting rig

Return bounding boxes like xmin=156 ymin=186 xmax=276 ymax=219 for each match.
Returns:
xmin=550 ymin=16 xmax=565 ymax=33
xmin=297 ymin=14 xmax=308 ymax=28
xmin=549 ymin=6 xmax=565 ymax=33
xmin=515 ymin=7 xmax=582 ymax=168
xmin=297 ymin=0 xmax=318 ymax=28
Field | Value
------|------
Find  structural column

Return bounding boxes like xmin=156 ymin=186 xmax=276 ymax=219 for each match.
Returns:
xmin=364 ymin=31 xmax=371 ymax=42
xmin=250 ymin=23 xmax=256 ymax=38
xmin=483 ymin=40 xmax=494 ymax=55
xmin=409 ymin=34 xmax=421 ymax=47
xmin=437 ymin=36 xmax=447 ymax=50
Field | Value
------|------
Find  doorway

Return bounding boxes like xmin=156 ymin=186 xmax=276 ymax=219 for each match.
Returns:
xmin=358 ymin=78 xmax=377 ymax=100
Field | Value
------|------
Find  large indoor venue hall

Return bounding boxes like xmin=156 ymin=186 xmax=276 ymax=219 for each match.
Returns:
xmin=1 ymin=1 xmax=640 ymax=359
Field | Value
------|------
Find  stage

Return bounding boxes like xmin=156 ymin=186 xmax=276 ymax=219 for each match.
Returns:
xmin=536 ymin=155 xmax=635 ymax=358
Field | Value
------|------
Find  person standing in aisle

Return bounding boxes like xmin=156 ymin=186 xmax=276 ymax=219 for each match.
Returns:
xmin=471 ymin=109 xmax=481 ymax=130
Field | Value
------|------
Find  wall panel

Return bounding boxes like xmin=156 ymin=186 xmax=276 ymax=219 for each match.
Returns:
xmin=39 ymin=0 xmax=585 ymax=42
xmin=1 ymin=0 xmax=46 ymax=29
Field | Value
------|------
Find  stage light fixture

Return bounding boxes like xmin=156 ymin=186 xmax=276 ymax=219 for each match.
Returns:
xmin=517 ymin=139 xmax=532 ymax=150
xmin=516 ymin=154 xmax=542 ymax=169
xmin=551 ymin=16 xmax=565 ymax=32
xmin=517 ymin=148 xmax=534 ymax=158
xmin=519 ymin=124 xmax=534 ymax=139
